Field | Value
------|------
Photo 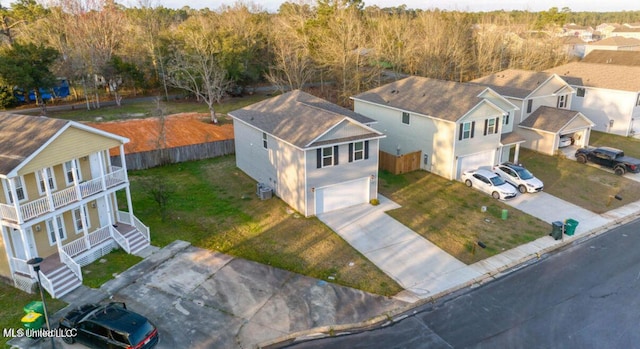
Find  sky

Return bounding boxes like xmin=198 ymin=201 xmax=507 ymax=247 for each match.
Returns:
xmin=129 ymin=0 xmax=639 ymax=13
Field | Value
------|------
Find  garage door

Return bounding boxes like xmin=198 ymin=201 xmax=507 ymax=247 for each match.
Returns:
xmin=315 ymin=178 xmax=370 ymax=215
xmin=456 ymin=151 xmax=495 ymax=179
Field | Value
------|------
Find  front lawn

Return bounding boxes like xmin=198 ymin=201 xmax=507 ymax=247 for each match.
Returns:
xmin=124 ymin=156 xmax=403 ymax=296
xmin=378 ymin=170 xmax=550 ymax=265
xmin=588 ymin=130 xmax=640 ymax=158
xmin=81 ymin=249 xmax=143 ymax=289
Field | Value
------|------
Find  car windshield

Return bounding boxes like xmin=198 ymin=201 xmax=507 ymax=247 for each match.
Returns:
xmin=128 ymin=320 xmax=155 ymax=345
xmin=515 ymin=168 xmax=534 ymax=180
xmin=489 ymin=175 xmax=506 ymax=186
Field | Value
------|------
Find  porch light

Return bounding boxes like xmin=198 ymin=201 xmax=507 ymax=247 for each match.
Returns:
xmin=27 ymin=257 xmax=55 ymax=349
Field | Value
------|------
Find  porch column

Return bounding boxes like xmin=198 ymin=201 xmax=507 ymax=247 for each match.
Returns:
xmin=98 ymin=151 xmax=107 ymax=190
xmin=72 ymin=166 xmax=82 ymax=200
xmin=18 ymin=228 xmax=33 ymax=260
xmin=6 ymin=178 xmax=24 ymax=224
xmin=1 ymin=227 xmax=15 ymax=275
xmin=51 ymin=216 xmax=64 ymax=261
xmin=79 ymin=205 xmax=91 ymax=250
xmin=513 ymin=144 xmax=521 ymax=164
xmin=40 ymin=169 xmax=55 ymax=212
xmin=119 ymin=144 xmax=135 ymax=224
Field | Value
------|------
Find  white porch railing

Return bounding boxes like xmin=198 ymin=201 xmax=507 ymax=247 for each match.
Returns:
xmin=109 ymin=225 xmax=131 ymax=254
xmin=38 ymin=271 xmax=56 ymax=299
xmin=1 ymin=167 xmax=127 ymax=223
xmin=88 ymin=226 xmax=112 ymax=247
xmin=118 ymin=211 xmax=150 ymax=242
xmin=9 ymin=257 xmax=32 ymax=276
xmin=0 ymin=203 xmax=18 ymax=222
xmin=60 ymin=249 xmax=82 ymax=282
xmin=62 ymin=225 xmax=114 ymax=257
xmin=52 ymin=186 xmax=79 ymax=209
xmin=62 ymin=236 xmax=90 ymax=257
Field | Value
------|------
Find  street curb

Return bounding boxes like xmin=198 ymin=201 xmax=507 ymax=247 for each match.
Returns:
xmin=257 ymin=211 xmax=640 ymax=348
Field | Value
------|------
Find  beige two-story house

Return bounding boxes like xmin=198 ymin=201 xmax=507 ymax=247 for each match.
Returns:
xmin=0 ymin=113 xmax=150 ymax=298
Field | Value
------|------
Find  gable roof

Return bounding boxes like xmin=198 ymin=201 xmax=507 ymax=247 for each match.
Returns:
xmin=0 ymin=113 xmax=128 ymax=177
xmin=586 ymin=36 xmax=640 ymax=47
xmin=229 ymin=90 xmax=380 ymax=149
xmin=351 ymin=76 xmax=507 ymax=122
xmin=613 ymin=27 xmax=640 ymax=33
xmin=545 ymin=61 xmax=640 ymax=92
xmin=471 ymin=70 xmax=558 ymax=99
xmin=583 ymin=50 xmax=640 ymax=66
xmin=519 ymin=106 xmax=586 ymax=133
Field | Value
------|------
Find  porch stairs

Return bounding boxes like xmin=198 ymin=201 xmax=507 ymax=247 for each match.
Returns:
xmin=123 ymin=229 xmax=150 ymax=256
xmin=44 ymin=265 xmax=82 ymax=299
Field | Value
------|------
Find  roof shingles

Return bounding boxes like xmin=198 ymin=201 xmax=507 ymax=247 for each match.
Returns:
xmin=545 ymin=61 xmax=640 ymax=91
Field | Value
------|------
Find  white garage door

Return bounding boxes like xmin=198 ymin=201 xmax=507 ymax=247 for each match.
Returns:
xmin=316 ymin=178 xmax=370 ymax=215
xmin=456 ymin=151 xmax=495 ymax=179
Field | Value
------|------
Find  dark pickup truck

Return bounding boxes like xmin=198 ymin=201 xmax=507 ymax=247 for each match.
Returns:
xmin=575 ymin=146 xmax=640 ymax=175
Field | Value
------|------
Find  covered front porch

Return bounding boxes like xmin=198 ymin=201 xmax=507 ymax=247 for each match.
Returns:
xmin=6 ymin=211 xmax=150 ymax=299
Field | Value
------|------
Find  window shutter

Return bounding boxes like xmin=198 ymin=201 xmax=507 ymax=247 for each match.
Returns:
xmin=471 ymin=121 xmax=475 ymax=138
xmin=349 ymin=143 xmax=353 ymax=162
xmin=334 ymin=145 xmax=339 ymax=165
xmin=484 ymin=119 xmax=488 ymax=136
xmin=458 ymin=124 xmax=463 ymax=140
xmin=316 ymin=149 xmax=321 ymax=168
xmin=495 ymin=117 xmax=500 ymax=131
xmin=364 ymin=141 xmax=369 ymax=159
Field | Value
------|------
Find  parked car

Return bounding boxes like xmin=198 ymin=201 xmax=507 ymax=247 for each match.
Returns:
xmin=559 ymin=135 xmax=573 ymax=148
xmin=461 ymin=169 xmax=518 ymax=200
xmin=575 ymin=146 xmax=640 ymax=175
xmin=492 ymin=162 xmax=544 ymax=194
xmin=59 ymin=302 xmax=159 ymax=349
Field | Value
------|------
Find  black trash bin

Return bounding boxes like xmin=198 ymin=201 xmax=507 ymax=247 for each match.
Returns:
xmin=550 ymin=221 xmax=564 ymax=240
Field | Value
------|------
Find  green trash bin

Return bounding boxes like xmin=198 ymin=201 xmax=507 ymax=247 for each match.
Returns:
xmin=550 ymin=221 xmax=563 ymax=240
xmin=565 ymin=218 xmax=579 ymax=236
xmin=21 ymin=311 xmax=44 ymax=330
xmin=24 ymin=301 xmax=44 ymax=315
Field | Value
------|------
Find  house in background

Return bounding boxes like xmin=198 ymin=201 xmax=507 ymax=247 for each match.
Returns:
xmin=229 ymin=90 xmax=384 ymax=217
xmin=471 ymin=70 xmax=594 ymax=156
xmin=610 ymin=25 xmax=640 ymax=40
xmin=583 ymin=36 xmax=640 ymax=57
xmin=351 ymin=77 xmax=520 ymax=180
xmin=582 ymin=50 xmax=640 ymax=66
xmin=546 ymin=61 xmax=640 ymax=137
xmin=562 ymin=24 xmax=595 ymax=42
xmin=0 ymin=113 xmax=150 ymax=298
xmin=559 ymin=36 xmax=587 ymax=59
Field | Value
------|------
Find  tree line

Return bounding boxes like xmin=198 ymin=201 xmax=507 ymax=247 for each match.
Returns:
xmin=0 ymin=0 xmax=638 ymax=112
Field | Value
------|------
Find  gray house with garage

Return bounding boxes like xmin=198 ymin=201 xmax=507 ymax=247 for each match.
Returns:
xmin=351 ymin=76 xmax=520 ymax=180
xmin=229 ymin=90 xmax=384 ymax=217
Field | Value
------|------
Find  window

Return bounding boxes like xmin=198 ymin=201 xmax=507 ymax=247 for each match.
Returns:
xmin=37 ymin=167 xmax=56 ymax=194
xmin=64 ymin=159 xmax=82 ymax=185
xmin=526 ymin=99 xmax=533 ymax=113
xmin=73 ymin=206 xmax=90 ymax=233
xmin=503 ymin=112 xmax=510 ymax=125
xmin=47 ymin=215 xmax=66 ymax=245
xmin=557 ymin=95 xmax=567 ymax=108
xmin=262 ymin=132 xmax=268 ymax=149
xmin=402 ymin=112 xmax=410 ymax=125
xmin=353 ymin=142 xmax=364 ymax=161
xmin=6 ymin=177 xmax=27 ymax=203
xmin=316 ymin=146 xmax=339 ymax=168
xmin=459 ymin=121 xmax=475 ymax=140
xmin=577 ymin=88 xmax=585 ymax=97
xmin=484 ymin=118 xmax=498 ymax=135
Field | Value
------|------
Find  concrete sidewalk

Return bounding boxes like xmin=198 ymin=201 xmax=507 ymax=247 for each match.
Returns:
xmin=318 ymin=193 xmax=640 ymax=303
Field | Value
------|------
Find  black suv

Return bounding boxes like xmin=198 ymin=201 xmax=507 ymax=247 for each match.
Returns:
xmin=59 ymin=302 xmax=159 ymax=349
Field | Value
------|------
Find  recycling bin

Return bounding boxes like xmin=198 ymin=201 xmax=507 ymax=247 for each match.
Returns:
xmin=21 ymin=311 xmax=44 ymax=330
xmin=23 ymin=301 xmax=44 ymax=315
xmin=550 ymin=221 xmax=564 ymax=240
xmin=564 ymin=218 xmax=579 ymax=236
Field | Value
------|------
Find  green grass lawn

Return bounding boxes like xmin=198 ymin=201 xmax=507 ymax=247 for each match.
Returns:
xmin=123 ymin=156 xmax=403 ymax=296
xmin=378 ymin=170 xmax=551 ymax=265
xmin=81 ymin=249 xmax=143 ymax=289
xmin=0 ymin=283 xmax=66 ymax=348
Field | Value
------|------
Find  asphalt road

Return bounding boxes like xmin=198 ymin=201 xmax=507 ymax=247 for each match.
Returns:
xmin=289 ymin=218 xmax=640 ymax=349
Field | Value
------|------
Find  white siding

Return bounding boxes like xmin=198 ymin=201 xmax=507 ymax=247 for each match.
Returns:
xmin=571 ymin=87 xmax=636 ymax=136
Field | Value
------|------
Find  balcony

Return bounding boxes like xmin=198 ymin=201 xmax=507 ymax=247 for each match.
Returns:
xmin=0 ymin=167 xmax=126 ymax=224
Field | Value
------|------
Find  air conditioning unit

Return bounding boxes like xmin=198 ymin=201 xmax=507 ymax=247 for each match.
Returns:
xmin=256 ymin=183 xmax=272 ymax=200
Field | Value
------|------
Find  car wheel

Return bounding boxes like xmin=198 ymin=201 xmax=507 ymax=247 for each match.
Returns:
xmin=518 ymin=185 xmax=527 ymax=194
xmin=465 ymin=179 xmax=472 ymax=187
xmin=492 ymin=191 xmax=500 ymax=199
xmin=576 ymin=155 xmax=587 ymax=164
xmin=614 ymin=167 xmax=625 ymax=176
xmin=62 ymin=335 xmax=75 ymax=344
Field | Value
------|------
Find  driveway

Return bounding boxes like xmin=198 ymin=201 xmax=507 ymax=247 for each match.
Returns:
xmin=14 ymin=241 xmax=405 ymax=349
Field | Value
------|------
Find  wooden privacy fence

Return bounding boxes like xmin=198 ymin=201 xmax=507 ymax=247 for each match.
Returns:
xmin=379 ymin=150 xmax=421 ymax=174
xmin=111 ymin=139 xmax=235 ymax=170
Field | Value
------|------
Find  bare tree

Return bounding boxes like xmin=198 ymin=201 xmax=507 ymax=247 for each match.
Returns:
xmin=165 ymin=48 xmax=231 ymax=124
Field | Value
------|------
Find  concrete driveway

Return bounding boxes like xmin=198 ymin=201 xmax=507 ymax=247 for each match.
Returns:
xmin=14 ymin=241 xmax=405 ymax=349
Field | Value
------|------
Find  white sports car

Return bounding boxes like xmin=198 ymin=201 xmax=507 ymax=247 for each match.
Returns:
xmin=461 ymin=169 xmax=518 ymax=200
